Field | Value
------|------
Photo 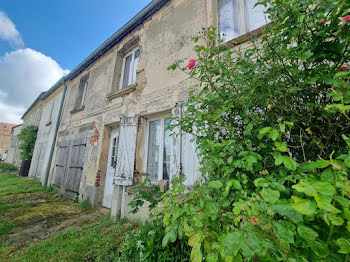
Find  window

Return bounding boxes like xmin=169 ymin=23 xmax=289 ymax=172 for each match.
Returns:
xmin=217 ymin=0 xmax=268 ymax=41
xmin=110 ymin=137 xmax=118 ymax=168
xmin=120 ymin=48 xmax=140 ymax=89
xmin=3 ymin=126 xmax=7 ymax=131
xmin=74 ymin=74 xmax=89 ymax=110
xmin=146 ymin=117 xmax=171 ymax=182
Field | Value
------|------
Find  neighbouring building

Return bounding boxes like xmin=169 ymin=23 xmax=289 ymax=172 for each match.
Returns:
xmin=28 ymin=78 xmax=66 ymax=184
xmin=5 ymin=124 xmax=22 ymax=166
xmin=0 ymin=122 xmax=17 ymax=161
xmin=40 ymin=0 xmax=269 ymax=220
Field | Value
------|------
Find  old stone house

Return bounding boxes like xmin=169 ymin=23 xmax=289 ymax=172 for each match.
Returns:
xmin=0 ymin=122 xmax=17 ymax=161
xmin=5 ymin=124 xmax=22 ymax=166
xmin=13 ymin=0 xmax=268 ymax=219
xmin=28 ymin=79 xmax=66 ymax=185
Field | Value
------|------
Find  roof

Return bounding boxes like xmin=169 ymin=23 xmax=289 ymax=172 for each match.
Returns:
xmin=0 ymin=122 xmax=17 ymax=136
xmin=21 ymin=92 xmax=46 ymax=119
xmin=21 ymin=0 xmax=169 ymax=119
xmin=65 ymin=0 xmax=170 ymax=80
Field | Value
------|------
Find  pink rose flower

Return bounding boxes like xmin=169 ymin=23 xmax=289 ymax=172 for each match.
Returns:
xmin=318 ymin=19 xmax=325 ymax=24
xmin=338 ymin=66 xmax=349 ymax=72
xmin=342 ymin=15 xmax=350 ymax=23
xmin=251 ymin=217 xmax=258 ymax=225
xmin=188 ymin=59 xmax=196 ymax=69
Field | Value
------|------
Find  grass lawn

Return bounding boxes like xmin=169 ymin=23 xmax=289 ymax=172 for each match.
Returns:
xmin=0 ymin=165 xmax=138 ymax=262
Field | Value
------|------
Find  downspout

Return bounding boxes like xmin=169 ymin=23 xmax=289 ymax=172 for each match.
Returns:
xmin=43 ymin=79 xmax=67 ymax=187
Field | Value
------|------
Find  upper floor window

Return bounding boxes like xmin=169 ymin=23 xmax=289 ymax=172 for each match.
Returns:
xmin=74 ymin=74 xmax=89 ymax=110
xmin=217 ymin=0 xmax=268 ymax=41
xmin=120 ymin=48 xmax=140 ymax=89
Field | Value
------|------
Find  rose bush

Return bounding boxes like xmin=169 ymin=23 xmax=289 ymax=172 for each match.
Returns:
xmin=128 ymin=0 xmax=350 ymax=261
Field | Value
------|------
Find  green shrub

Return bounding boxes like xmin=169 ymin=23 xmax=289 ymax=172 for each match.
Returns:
xmin=18 ymin=126 xmax=38 ymax=160
xmin=131 ymin=0 xmax=350 ymax=261
xmin=78 ymin=199 xmax=93 ymax=210
xmin=0 ymin=163 xmax=18 ymax=173
xmin=118 ymin=219 xmax=190 ymax=262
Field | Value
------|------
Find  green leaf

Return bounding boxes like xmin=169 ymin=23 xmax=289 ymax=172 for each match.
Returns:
xmin=314 ymin=194 xmax=340 ymax=213
xmin=231 ymin=179 xmax=242 ymax=190
xmin=222 ymin=232 xmax=243 ymax=256
xmin=272 ymin=221 xmax=294 ymax=243
xmin=162 ymin=228 xmax=177 ymax=247
xmin=293 ymin=181 xmax=316 ymax=196
xmin=310 ymin=241 xmax=329 ymax=258
xmin=189 ymin=233 xmax=201 ymax=247
xmin=254 ymin=178 xmax=269 ymax=187
xmin=191 ymin=243 xmax=203 ymax=262
xmin=283 ymin=156 xmax=297 ymax=171
xmin=272 ymin=200 xmax=303 ymax=223
xmin=275 ymin=142 xmax=289 ymax=152
xmin=311 ymin=182 xmax=335 ymax=196
xmin=336 ymin=238 xmax=350 ymax=254
xmin=260 ymin=188 xmax=280 ymax=203
xmin=270 ymin=129 xmax=279 ymax=141
xmin=209 ymin=181 xmax=223 ymax=189
xmin=291 ymin=196 xmax=316 ymax=216
xmin=325 ymin=213 xmax=344 ymax=226
xmin=274 ymin=155 xmax=284 ymax=166
xmin=259 ymin=127 xmax=271 ymax=134
xmin=297 ymin=225 xmax=318 ymax=241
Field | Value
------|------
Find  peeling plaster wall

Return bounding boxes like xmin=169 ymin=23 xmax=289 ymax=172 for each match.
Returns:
xmin=49 ymin=0 xmax=244 ymax=211
xmin=28 ymin=90 xmax=64 ymax=184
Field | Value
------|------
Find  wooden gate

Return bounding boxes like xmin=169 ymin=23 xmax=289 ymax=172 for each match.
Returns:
xmin=53 ymin=138 xmax=87 ymax=193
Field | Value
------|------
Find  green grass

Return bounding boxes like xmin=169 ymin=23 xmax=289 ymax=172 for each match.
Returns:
xmin=7 ymin=216 xmax=137 ymax=262
xmin=0 ymin=172 xmax=139 ymax=262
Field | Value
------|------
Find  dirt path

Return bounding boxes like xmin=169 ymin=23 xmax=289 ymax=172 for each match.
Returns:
xmin=0 ymin=173 xmax=105 ymax=258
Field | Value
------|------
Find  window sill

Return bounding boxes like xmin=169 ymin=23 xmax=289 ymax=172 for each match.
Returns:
xmin=106 ymin=84 xmax=137 ymax=101
xmin=70 ymin=106 xmax=85 ymax=115
xmin=223 ymin=24 xmax=267 ymax=49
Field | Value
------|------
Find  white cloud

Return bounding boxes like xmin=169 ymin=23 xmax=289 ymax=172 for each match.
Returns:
xmin=0 ymin=48 xmax=69 ymax=124
xmin=0 ymin=11 xmax=23 ymax=47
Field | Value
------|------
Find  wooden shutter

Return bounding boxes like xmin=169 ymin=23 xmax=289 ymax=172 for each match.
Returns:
xmin=114 ymin=115 xmax=138 ymax=186
xmin=169 ymin=106 xmax=201 ymax=186
xmin=30 ymin=144 xmax=41 ymax=178
xmin=65 ymin=138 xmax=86 ymax=193
xmin=36 ymin=143 xmax=47 ymax=179
xmin=53 ymin=140 xmax=70 ymax=188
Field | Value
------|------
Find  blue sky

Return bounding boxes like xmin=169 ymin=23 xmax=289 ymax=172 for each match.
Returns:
xmin=0 ymin=0 xmax=152 ymax=70
xmin=0 ymin=0 xmax=152 ymax=123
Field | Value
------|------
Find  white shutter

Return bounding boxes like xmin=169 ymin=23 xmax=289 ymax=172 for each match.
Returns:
xmin=169 ymin=106 xmax=201 ymax=187
xmin=114 ymin=115 xmax=138 ymax=186
xmin=170 ymin=107 xmax=181 ymax=181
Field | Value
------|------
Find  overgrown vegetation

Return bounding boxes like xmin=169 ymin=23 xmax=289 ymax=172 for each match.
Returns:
xmin=18 ymin=126 xmax=38 ymax=160
xmin=8 ymin=216 xmax=136 ymax=262
xmin=0 ymin=163 xmax=18 ymax=173
xmin=128 ymin=0 xmax=350 ymax=261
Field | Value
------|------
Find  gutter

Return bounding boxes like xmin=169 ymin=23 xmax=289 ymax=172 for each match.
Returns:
xmin=43 ymin=79 xmax=67 ymax=187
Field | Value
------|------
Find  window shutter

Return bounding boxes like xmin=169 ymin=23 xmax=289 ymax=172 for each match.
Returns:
xmin=114 ymin=115 xmax=138 ymax=186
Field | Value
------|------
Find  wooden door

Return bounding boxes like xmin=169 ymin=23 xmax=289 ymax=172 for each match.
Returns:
xmin=53 ymin=140 xmax=70 ymax=188
xmin=103 ymin=129 xmax=119 ymax=208
xmin=65 ymin=138 xmax=86 ymax=193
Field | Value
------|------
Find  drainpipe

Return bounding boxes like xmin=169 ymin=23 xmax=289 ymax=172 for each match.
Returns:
xmin=43 ymin=79 xmax=67 ymax=187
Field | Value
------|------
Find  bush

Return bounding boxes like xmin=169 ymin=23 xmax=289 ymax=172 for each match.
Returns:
xmin=118 ymin=219 xmax=190 ymax=262
xmin=18 ymin=126 xmax=38 ymax=160
xmin=132 ymin=0 xmax=350 ymax=261
xmin=0 ymin=163 xmax=18 ymax=173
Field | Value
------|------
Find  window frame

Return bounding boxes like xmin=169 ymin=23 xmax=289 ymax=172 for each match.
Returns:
xmin=216 ymin=0 xmax=268 ymax=42
xmin=72 ymin=73 xmax=90 ymax=113
xmin=119 ymin=47 xmax=140 ymax=90
xmin=143 ymin=115 xmax=172 ymax=182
